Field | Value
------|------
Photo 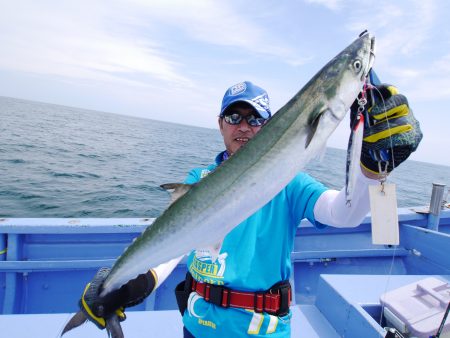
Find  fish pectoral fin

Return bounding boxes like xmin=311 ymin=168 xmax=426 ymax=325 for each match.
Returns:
xmin=305 ymin=107 xmax=342 ymax=150
xmin=160 ymin=183 xmax=193 ymax=204
xmin=60 ymin=311 xmax=88 ymax=336
xmin=305 ymin=108 xmax=326 ymax=148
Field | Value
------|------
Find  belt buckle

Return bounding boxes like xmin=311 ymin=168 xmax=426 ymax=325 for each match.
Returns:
xmin=269 ymin=282 xmax=291 ymax=316
xmin=278 ymin=284 xmax=291 ymax=316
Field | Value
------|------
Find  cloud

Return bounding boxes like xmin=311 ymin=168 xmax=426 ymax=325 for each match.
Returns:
xmin=0 ymin=0 xmax=314 ymax=95
xmin=304 ymin=0 xmax=342 ymax=11
xmin=340 ymin=0 xmax=450 ymax=102
xmin=343 ymin=0 xmax=437 ymax=56
xmin=0 ymin=1 xmax=192 ymax=88
xmin=120 ymin=0 xmax=311 ymax=66
xmin=434 ymin=53 xmax=450 ymax=73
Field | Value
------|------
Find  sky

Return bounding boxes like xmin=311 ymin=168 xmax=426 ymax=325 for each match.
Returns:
xmin=1 ymin=0 xmax=449 ymax=166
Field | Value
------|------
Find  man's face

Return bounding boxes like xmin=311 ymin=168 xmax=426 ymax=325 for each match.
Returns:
xmin=218 ymin=104 xmax=264 ymax=156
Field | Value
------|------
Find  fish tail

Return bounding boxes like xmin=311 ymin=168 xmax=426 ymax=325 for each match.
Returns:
xmin=60 ymin=311 xmax=88 ymax=336
xmin=106 ymin=315 xmax=125 ymax=338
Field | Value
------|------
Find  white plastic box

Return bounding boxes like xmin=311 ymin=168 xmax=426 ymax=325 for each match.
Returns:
xmin=380 ymin=277 xmax=450 ymax=338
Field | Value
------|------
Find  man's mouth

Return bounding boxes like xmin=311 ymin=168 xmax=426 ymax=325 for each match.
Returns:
xmin=235 ymin=137 xmax=249 ymax=143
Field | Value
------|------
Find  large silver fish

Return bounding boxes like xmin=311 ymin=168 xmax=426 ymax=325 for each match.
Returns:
xmin=63 ymin=32 xmax=375 ymax=337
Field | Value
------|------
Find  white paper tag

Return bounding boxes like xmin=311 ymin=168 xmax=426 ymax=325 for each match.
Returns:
xmin=369 ymin=183 xmax=399 ymax=245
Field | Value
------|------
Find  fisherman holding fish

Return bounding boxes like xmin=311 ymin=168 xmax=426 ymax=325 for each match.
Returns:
xmin=64 ymin=34 xmax=422 ymax=338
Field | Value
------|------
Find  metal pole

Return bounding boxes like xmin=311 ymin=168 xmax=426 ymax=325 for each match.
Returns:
xmin=427 ymin=183 xmax=446 ymax=231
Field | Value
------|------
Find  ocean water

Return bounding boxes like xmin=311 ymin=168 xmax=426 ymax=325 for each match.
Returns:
xmin=1 ymin=96 xmax=449 ymax=218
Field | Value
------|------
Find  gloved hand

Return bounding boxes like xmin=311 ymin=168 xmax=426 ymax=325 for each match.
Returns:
xmin=350 ymin=84 xmax=423 ymax=175
xmin=80 ymin=267 xmax=156 ymax=330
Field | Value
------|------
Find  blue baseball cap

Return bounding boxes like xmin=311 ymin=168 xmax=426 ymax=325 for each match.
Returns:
xmin=220 ymin=81 xmax=271 ymax=119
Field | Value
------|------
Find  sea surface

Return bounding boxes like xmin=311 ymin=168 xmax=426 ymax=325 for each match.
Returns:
xmin=1 ymin=96 xmax=449 ymax=218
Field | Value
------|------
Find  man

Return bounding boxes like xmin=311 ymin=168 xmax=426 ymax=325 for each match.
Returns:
xmin=79 ymin=81 xmax=422 ymax=337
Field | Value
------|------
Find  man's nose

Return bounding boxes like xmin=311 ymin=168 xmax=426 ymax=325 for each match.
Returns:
xmin=237 ymin=119 xmax=251 ymax=131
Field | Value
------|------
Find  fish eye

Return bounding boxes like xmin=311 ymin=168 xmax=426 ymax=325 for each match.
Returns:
xmin=353 ymin=60 xmax=362 ymax=72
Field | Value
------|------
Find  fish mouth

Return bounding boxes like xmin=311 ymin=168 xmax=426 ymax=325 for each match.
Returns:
xmin=365 ymin=36 xmax=376 ymax=79
xmin=358 ymin=31 xmax=376 ymax=80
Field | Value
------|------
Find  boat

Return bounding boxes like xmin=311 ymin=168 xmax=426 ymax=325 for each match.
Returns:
xmin=1 ymin=183 xmax=449 ymax=338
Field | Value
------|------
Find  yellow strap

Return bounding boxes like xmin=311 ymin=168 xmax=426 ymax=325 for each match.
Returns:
xmin=364 ymin=125 xmax=413 ymax=143
xmin=81 ymin=283 xmax=106 ymax=328
xmin=150 ymin=268 xmax=158 ymax=286
xmin=360 ymin=162 xmax=381 ymax=175
xmin=372 ymin=104 xmax=409 ymax=120
xmin=115 ymin=308 xmax=126 ymax=320
xmin=0 ymin=248 xmax=7 ymax=255
xmin=386 ymin=85 xmax=399 ymax=95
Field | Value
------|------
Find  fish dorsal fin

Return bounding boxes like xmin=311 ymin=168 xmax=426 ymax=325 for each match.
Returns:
xmin=160 ymin=183 xmax=192 ymax=204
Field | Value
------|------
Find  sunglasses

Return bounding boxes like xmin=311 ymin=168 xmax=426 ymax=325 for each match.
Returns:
xmin=222 ymin=112 xmax=267 ymax=127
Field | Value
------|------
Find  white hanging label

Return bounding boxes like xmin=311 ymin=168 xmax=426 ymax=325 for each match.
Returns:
xmin=369 ymin=183 xmax=399 ymax=245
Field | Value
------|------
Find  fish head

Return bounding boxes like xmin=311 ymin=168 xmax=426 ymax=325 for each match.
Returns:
xmin=323 ymin=32 xmax=375 ymax=121
xmin=298 ymin=32 xmax=375 ymax=153
xmin=305 ymin=33 xmax=375 ymax=130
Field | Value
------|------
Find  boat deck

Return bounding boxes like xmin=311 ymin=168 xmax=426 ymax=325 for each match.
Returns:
xmin=1 ymin=208 xmax=449 ymax=337
xmin=2 ymin=274 xmax=449 ymax=338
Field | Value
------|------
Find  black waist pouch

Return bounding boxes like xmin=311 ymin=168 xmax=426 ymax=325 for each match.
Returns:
xmin=174 ymin=279 xmax=189 ymax=315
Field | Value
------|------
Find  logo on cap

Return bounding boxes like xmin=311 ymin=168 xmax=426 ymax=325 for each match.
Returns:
xmin=230 ymin=82 xmax=247 ymax=96
xmin=252 ymin=94 xmax=270 ymax=113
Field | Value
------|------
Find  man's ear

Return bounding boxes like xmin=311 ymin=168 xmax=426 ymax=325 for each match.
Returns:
xmin=218 ymin=117 xmax=224 ymax=135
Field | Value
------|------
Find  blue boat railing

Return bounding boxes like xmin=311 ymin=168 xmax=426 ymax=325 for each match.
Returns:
xmin=1 ymin=208 xmax=449 ymax=316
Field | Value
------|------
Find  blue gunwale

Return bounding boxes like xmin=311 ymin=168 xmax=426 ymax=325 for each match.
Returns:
xmin=1 ymin=208 xmax=449 ymax=337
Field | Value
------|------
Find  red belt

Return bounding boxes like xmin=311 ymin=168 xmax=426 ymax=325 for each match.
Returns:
xmin=187 ymin=273 xmax=291 ymax=316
